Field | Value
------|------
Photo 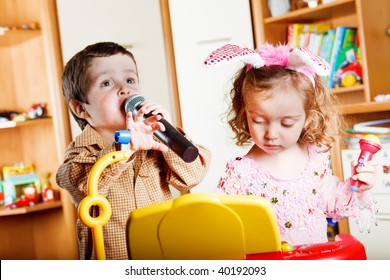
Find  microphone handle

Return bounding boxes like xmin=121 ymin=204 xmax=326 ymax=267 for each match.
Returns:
xmin=151 ymin=118 xmax=199 ymax=163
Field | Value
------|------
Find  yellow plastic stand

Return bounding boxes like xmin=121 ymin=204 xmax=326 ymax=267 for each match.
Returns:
xmin=78 ymin=150 xmax=130 ymax=260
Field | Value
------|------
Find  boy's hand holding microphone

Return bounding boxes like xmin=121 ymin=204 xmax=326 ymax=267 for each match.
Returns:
xmin=119 ymin=94 xmax=199 ymax=163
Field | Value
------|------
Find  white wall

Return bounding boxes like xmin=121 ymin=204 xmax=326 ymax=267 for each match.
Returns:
xmin=168 ymin=0 xmax=253 ymax=193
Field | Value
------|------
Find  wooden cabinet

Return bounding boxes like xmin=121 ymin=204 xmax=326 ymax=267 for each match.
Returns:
xmin=251 ymin=0 xmax=390 ymax=248
xmin=161 ymin=0 xmax=254 ymax=193
xmin=0 ymin=0 xmax=78 ymax=259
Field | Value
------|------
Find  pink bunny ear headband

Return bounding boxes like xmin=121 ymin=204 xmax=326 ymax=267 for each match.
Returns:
xmin=203 ymin=43 xmax=330 ymax=86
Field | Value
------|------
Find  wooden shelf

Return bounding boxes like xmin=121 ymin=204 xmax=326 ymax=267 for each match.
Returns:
xmin=0 ymin=200 xmax=62 ymax=217
xmin=0 ymin=117 xmax=52 ymax=130
xmin=341 ymin=101 xmax=390 ymax=114
xmin=332 ymin=84 xmax=364 ymax=95
xmin=264 ymin=0 xmax=355 ymax=24
xmin=0 ymin=30 xmax=41 ymax=47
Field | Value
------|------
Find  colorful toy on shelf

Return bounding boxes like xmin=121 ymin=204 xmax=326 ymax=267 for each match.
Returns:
xmin=2 ymin=163 xmax=41 ymax=208
xmin=11 ymin=113 xmax=28 ymax=122
xmin=333 ymin=48 xmax=363 ymax=88
xmin=41 ymin=172 xmax=59 ymax=203
xmin=0 ymin=178 xmax=4 ymax=206
xmin=0 ymin=110 xmax=19 ymax=120
xmin=6 ymin=184 xmax=39 ymax=209
xmin=3 ymin=163 xmax=35 ymax=177
xmin=350 ymin=134 xmax=382 ymax=192
xmin=27 ymin=102 xmax=46 ymax=119
xmin=0 ymin=102 xmax=46 ymax=126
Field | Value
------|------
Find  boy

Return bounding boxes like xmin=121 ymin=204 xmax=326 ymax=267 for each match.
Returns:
xmin=56 ymin=42 xmax=211 ymax=259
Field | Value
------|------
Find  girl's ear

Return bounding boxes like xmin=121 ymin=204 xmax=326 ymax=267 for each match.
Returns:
xmin=69 ymin=99 xmax=89 ymax=119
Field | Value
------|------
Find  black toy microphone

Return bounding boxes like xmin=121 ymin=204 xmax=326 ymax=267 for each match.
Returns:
xmin=124 ymin=94 xmax=199 ymax=163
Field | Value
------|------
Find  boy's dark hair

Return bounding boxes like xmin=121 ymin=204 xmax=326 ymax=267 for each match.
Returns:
xmin=62 ymin=42 xmax=137 ymax=130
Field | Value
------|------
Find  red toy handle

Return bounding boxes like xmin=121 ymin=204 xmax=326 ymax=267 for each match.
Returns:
xmin=350 ymin=136 xmax=381 ymax=192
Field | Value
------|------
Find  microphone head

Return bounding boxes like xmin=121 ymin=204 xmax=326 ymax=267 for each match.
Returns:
xmin=124 ymin=94 xmax=145 ymax=114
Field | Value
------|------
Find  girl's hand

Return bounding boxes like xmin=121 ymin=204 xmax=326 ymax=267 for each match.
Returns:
xmin=125 ymin=112 xmax=168 ymax=152
xmin=350 ymin=159 xmax=378 ymax=192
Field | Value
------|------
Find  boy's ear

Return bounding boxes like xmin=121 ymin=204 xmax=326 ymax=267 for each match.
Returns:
xmin=69 ymin=99 xmax=88 ymax=119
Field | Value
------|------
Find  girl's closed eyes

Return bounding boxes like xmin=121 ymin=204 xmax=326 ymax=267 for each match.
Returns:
xmin=251 ymin=116 xmax=299 ymax=127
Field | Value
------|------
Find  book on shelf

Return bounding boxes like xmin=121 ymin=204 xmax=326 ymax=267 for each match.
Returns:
xmin=342 ymin=27 xmax=357 ymax=48
xmin=328 ymin=26 xmax=347 ymax=89
xmin=287 ymin=23 xmax=331 ymax=50
xmin=319 ymin=29 xmax=335 ymax=63
xmin=309 ymin=32 xmax=325 ymax=55
xmin=345 ymin=119 xmax=390 ymax=149
xmin=286 ymin=24 xmax=362 ymax=89
xmin=352 ymin=119 xmax=390 ymax=134
xmin=328 ymin=26 xmax=361 ymax=89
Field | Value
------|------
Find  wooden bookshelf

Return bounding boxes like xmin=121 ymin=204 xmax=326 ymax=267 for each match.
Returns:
xmin=0 ymin=117 xmax=52 ymax=130
xmin=0 ymin=0 xmax=77 ymax=260
xmin=263 ymin=0 xmax=355 ymax=24
xmin=251 ymin=0 xmax=390 ymax=238
xmin=341 ymin=101 xmax=390 ymax=115
xmin=0 ymin=30 xmax=42 ymax=47
xmin=0 ymin=201 xmax=62 ymax=217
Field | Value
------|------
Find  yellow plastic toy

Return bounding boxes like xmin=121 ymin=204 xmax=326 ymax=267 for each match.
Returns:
xmin=78 ymin=150 xmax=131 ymax=260
xmin=78 ymin=150 xmax=281 ymax=260
xmin=128 ymin=192 xmax=281 ymax=260
xmin=3 ymin=163 xmax=35 ymax=178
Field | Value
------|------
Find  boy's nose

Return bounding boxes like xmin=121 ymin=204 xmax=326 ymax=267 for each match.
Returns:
xmin=118 ymin=87 xmax=132 ymax=97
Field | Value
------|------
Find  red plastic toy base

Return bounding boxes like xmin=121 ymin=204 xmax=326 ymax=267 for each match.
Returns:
xmin=246 ymin=234 xmax=367 ymax=260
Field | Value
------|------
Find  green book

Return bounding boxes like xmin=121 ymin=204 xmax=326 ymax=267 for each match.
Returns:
xmin=342 ymin=27 xmax=357 ymax=48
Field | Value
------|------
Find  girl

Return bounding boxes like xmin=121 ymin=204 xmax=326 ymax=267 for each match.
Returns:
xmin=204 ymin=43 xmax=378 ymax=245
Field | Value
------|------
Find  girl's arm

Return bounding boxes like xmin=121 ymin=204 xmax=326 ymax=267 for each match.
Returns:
xmin=320 ymin=161 xmax=377 ymax=233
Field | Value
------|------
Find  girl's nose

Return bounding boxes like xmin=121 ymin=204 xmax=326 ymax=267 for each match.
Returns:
xmin=265 ymin=125 xmax=278 ymax=140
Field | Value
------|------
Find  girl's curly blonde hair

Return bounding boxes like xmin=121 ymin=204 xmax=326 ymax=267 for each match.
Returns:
xmin=227 ymin=65 xmax=346 ymax=152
